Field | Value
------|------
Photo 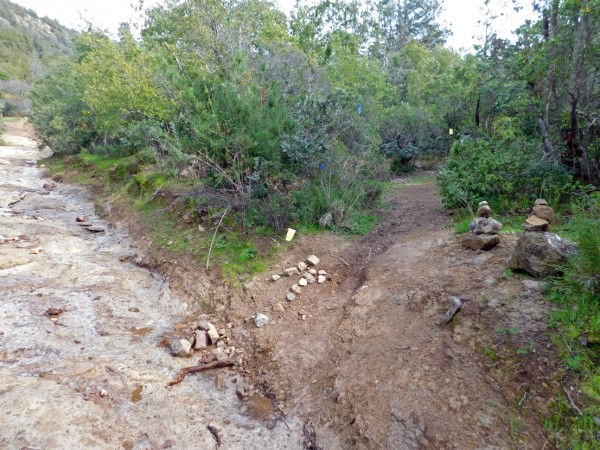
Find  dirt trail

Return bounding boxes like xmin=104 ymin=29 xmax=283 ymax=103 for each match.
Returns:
xmin=231 ymin=182 xmax=562 ymax=448
xmin=0 ymin=119 xmax=302 ymax=449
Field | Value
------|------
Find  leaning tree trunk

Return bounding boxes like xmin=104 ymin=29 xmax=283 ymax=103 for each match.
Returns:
xmin=564 ymin=0 xmax=593 ymax=183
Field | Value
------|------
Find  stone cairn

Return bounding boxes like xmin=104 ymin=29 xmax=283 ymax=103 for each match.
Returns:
xmin=462 ymin=201 xmax=503 ymax=251
xmin=523 ymin=198 xmax=556 ymax=231
xmin=509 ymin=198 xmax=578 ymax=278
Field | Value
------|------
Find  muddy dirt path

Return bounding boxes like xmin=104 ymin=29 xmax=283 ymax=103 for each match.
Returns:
xmin=0 ymin=120 xmax=302 ymax=449
xmin=231 ymin=181 xmax=561 ymax=448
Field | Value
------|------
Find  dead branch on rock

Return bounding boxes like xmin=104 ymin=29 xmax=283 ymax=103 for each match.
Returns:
xmin=167 ymin=359 xmax=235 ymax=386
xmin=438 ymin=296 xmax=462 ymax=325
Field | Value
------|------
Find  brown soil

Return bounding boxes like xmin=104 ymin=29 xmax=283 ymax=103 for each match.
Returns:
xmin=222 ymin=179 xmax=564 ymax=449
xmin=15 ymin=113 xmax=566 ymax=448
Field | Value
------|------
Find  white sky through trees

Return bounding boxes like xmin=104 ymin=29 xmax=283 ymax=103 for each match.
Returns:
xmin=10 ymin=0 xmax=535 ymax=52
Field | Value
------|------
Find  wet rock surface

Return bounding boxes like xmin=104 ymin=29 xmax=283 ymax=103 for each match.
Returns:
xmin=0 ymin=121 xmax=302 ymax=449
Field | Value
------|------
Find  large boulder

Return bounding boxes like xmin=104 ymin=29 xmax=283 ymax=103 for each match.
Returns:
xmin=509 ymin=232 xmax=578 ymax=278
xmin=462 ymin=233 xmax=501 ymax=251
xmin=469 ymin=217 xmax=503 ymax=235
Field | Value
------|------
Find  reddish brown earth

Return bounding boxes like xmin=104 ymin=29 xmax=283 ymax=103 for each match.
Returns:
xmin=226 ymin=180 xmax=564 ymax=449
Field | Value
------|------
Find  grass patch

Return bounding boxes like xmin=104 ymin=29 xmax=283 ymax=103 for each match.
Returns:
xmin=345 ymin=214 xmax=377 ymax=235
xmin=404 ymin=175 xmax=435 ymax=186
xmin=542 ymin=193 xmax=600 ymax=448
xmin=2 ymin=116 xmax=20 ymax=123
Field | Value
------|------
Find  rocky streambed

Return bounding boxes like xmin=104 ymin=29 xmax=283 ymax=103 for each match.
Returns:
xmin=0 ymin=120 xmax=301 ymax=449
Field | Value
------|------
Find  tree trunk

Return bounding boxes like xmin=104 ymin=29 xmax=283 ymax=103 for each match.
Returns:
xmin=538 ymin=117 xmax=557 ymax=164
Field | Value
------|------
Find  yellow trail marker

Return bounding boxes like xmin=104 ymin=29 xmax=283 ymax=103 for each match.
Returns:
xmin=285 ymin=228 xmax=296 ymax=241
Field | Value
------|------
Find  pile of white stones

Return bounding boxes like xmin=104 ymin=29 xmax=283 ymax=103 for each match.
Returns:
xmin=270 ymin=255 xmax=330 ymax=301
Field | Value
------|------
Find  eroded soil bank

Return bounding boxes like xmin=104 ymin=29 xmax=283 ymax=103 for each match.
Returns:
xmin=0 ymin=120 xmax=302 ymax=449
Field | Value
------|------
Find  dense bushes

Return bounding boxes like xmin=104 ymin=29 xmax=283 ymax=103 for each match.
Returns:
xmin=437 ymin=137 xmax=574 ymax=213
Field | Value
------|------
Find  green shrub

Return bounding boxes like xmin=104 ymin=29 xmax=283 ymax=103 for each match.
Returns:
xmin=437 ymin=137 xmax=573 ymax=213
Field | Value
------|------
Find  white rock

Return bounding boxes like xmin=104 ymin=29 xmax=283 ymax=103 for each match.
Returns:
xmin=306 ymin=255 xmax=320 ymax=266
xmin=169 ymin=338 xmax=192 ymax=357
xmin=318 ymin=270 xmax=327 ymax=276
xmin=212 ymin=347 xmax=228 ymax=361
xmin=297 ymin=262 xmax=308 ymax=272
xmin=286 ymin=293 xmax=296 ymax=302
xmin=304 ymin=273 xmax=316 ymax=284
xmin=207 ymin=326 xmax=220 ymax=344
xmin=194 ymin=330 xmax=208 ymax=349
xmin=290 ymin=284 xmax=302 ymax=294
xmin=298 ymin=278 xmax=308 ymax=287
xmin=254 ymin=313 xmax=270 ymax=328
xmin=308 ymin=269 xmax=317 ymax=276
xmin=283 ymin=267 xmax=300 ymax=277
xmin=99 ymin=389 xmax=108 ymax=398
xmin=317 ymin=275 xmax=326 ymax=284
xmin=271 ymin=274 xmax=281 ymax=282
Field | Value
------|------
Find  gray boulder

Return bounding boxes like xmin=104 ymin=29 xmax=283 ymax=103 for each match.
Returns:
xmin=509 ymin=232 xmax=578 ymax=278
xmin=469 ymin=218 xmax=503 ymax=235
xmin=169 ymin=338 xmax=192 ymax=357
xmin=462 ymin=233 xmax=501 ymax=251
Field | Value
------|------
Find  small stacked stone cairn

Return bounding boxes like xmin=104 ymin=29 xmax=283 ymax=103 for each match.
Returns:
xmin=523 ymin=198 xmax=556 ymax=232
xmin=510 ymin=198 xmax=578 ymax=277
xmin=462 ymin=201 xmax=503 ymax=251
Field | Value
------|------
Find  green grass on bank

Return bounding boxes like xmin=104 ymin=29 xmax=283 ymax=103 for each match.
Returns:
xmin=42 ymin=152 xmax=383 ymax=282
xmin=42 ymin=153 xmax=275 ymax=283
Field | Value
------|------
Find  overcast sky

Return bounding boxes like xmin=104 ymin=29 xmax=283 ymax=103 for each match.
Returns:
xmin=10 ymin=0 xmax=536 ymax=53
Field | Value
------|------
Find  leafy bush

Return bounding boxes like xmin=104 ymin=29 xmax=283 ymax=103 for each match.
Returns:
xmin=437 ymin=137 xmax=574 ymax=213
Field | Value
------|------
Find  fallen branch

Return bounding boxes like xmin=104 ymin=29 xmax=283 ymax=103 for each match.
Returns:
xmin=562 ymin=386 xmax=583 ymax=416
xmin=438 ymin=296 xmax=462 ymax=325
xmin=206 ymin=206 xmax=231 ymax=270
xmin=167 ymin=359 xmax=235 ymax=387
xmin=330 ymin=254 xmax=350 ymax=267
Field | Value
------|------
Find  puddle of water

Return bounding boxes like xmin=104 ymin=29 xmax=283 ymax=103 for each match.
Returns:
xmin=245 ymin=394 xmax=275 ymax=421
xmin=129 ymin=326 xmax=153 ymax=336
xmin=131 ymin=385 xmax=143 ymax=403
